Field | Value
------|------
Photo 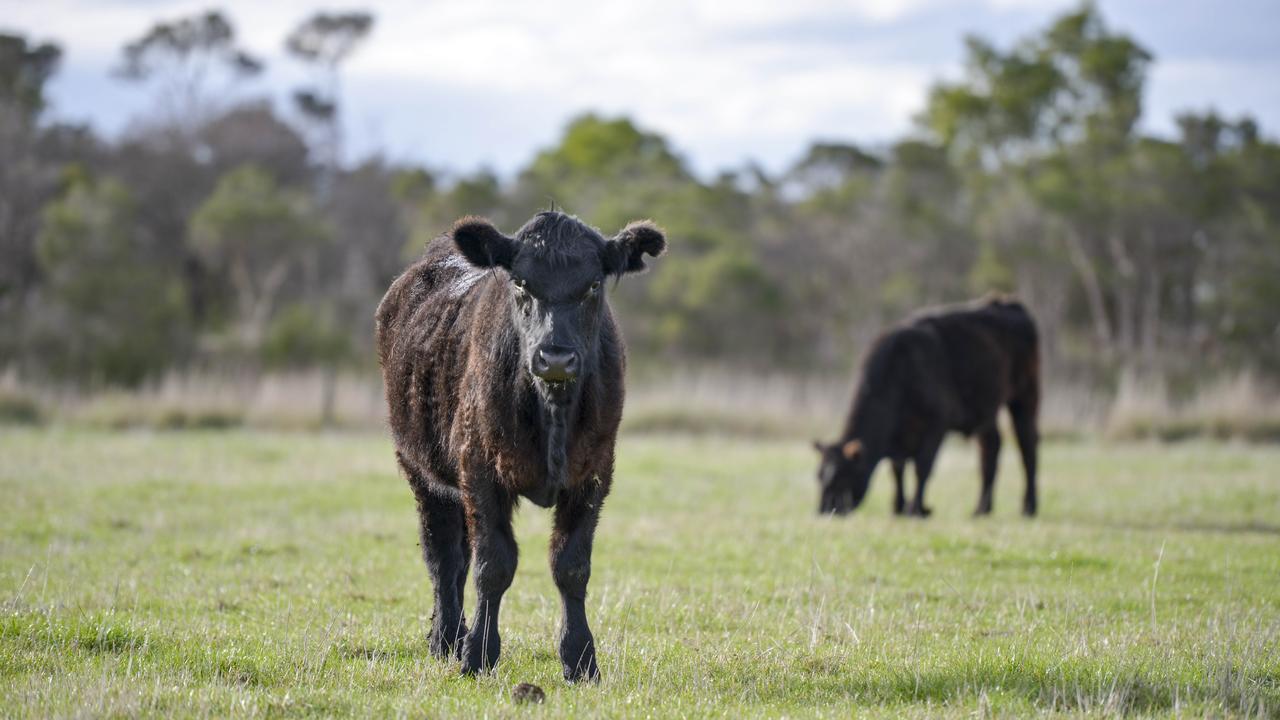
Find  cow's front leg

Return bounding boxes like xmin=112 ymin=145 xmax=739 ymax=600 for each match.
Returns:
xmin=460 ymin=477 xmax=517 ymax=676
xmin=401 ymin=456 xmax=470 ymax=660
xmin=909 ymin=429 xmax=945 ymax=518
xmin=550 ymin=478 xmax=607 ymax=683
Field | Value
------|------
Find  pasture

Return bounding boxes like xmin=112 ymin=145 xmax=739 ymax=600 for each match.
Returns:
xmin=2 ymin=428 xmax=1277 ymax=717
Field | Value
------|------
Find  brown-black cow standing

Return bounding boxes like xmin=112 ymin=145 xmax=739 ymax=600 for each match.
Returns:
xmin=375 ymin=211 xmax=665 ymax=681
xmin=814 ymin=296 xmax=1040 ymax=518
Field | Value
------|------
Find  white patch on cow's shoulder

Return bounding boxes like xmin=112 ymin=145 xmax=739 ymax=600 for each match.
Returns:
xmin=439 ymin=254 xmax=486 ymax=298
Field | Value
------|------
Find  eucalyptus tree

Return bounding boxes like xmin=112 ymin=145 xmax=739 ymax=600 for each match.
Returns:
xmin=0 ymin=33 xmax=63 ymax=367
xmin=284 ymin=11 xmax=374 ymax=175
xmin=922 ymin=4 xmax=1154 ymax=368
xmin=115 ymin=10 xmax=263 ymax=133
xmin=35 ymin=176 xmax=190 ymax=386
xmin=189 ymin=165 xmax=328 ymax=352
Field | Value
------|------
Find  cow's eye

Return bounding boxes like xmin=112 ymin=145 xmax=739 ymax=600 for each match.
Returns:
xmin=585 ymin=280 xmax=601 ymax=299
xmin=512 ymin=278 xmax=527 ymax=294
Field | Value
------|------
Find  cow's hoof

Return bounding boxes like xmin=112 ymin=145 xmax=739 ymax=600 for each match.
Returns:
xmin=429 ymin=636 xmax=458 ymax=661
xmin=973 ymin=506 xmax=992 ymax=517
xmin=460 ymin=634 xmax=500 ymax=676
xmin=562 ymin=655 xmax=600 ymax=684
xmin=1022 ymin=505 xmax=1038 ymax=518
xmin=429 ymin=621 xmax=467 ymax=660
xmin=910 ymin=506 xmax=933 ymax=518
xmin=560 ymin=634 xmax=599 ymax=683
xmin=460 ymin=655 xmax=489 ymax=676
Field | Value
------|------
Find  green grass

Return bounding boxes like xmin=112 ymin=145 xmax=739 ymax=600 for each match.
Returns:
xmin=1 ymin=429 xmax=1278 ymax=718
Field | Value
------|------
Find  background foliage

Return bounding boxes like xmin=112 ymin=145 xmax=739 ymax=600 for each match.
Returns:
xmin=0 ymin=5 xmax=1277 ymax=394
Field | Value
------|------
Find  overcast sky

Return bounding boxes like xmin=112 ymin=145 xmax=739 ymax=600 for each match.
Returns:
xmin=6 ymin=0 xmax=1279 ymax=177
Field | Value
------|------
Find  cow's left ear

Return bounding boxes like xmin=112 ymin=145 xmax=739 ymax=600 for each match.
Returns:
xmin=453 ymin=216 xmax=517 ymax=269
xmin=603 ymin=220 xmax=666 ymax=275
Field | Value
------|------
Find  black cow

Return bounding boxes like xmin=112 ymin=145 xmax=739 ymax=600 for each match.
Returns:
xmin=375 ymin=211 xmax=665 ymax=681
xmin=814 ymin=296 xmax=1040 ymax=517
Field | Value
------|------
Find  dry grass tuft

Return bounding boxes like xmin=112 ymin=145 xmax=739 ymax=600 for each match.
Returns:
xmin=3 ymin=366 xmax=1279 ymax=443
xmin=1106 ymin=371 xmax=1280 ymax=442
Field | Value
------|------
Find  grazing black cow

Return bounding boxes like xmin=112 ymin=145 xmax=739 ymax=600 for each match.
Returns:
xmin=375 ymin=211 xmax=665 ymax=681
xmin=814 ymin=296 xmax=1040 ymax=517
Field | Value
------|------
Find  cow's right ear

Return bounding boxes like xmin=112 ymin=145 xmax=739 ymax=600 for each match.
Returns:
xmin=453 ymin=217 xmax=517 ymax=269
xmin=812 ymin=440 xmax=826 ymax=453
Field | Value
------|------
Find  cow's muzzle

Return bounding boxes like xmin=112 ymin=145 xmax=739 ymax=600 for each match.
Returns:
xmin=533 ymin=346 xmax=579 ymax=383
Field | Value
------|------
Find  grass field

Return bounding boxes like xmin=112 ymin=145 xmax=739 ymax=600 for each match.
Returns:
xmin=2 ymin=428 xmax=1278 ymax=718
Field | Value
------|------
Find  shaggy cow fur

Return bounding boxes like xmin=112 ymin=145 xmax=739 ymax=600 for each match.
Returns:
xmin=375 ymin=211 xmax=665 ymax=681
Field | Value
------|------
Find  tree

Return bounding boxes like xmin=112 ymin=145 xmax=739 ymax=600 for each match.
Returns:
xmin=189 ymin=165 xmax=328 ymax=351
xmin=921 ymin=3 xmax=1155 ymax=370
xmin=261 ymin=302 xmax=355 ymax=425
xmin=285 ymin=11 xmax=374 ymax=175
xmin=1206 ymin=118 xmax=1280 ymax=372
xmin=32 ymin=175 xmax=190 ymax=386
xmin=0 ymin=33 xmax=62 ymax=121
xmin=115 ymin=10 xmax=263 ymax=131
xmin=280 ymin=11 xmax=376 ymax=413
xmin=0 ymin=34 xmax=64 ymax=367
xmin=197 ymin=102 xmax=312 ymax=187
xmin=786 ymin=142 xmax=883 ymax=219
xmin=515 ymin=114 xmax=691 ymax=226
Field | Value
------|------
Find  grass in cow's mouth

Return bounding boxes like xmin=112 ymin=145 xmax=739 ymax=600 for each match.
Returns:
xmin=1 ymin=429 xmax=1277 ymax=717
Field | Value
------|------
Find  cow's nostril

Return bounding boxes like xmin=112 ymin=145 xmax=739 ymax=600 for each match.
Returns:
xmin=534 ymin=348 xmax=578 ymax=381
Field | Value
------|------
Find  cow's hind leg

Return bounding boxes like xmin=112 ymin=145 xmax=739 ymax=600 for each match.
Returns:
xmin=891 ymin=459 xmax=907 ymax=515
xmin=402 ymin=456 xmax=469 ymax=660
xmin=975 ymin=425 xmax=1001 ymax=516
xmin=550 ymin=479 xmax=608 ymax=683
xmin=909 ymin=430 xmax=945 ymax=517
xmin=460 ymin=477 xmax=517 ymax=676
xmin=1009 ymin=395 xmax=1039 ymax=517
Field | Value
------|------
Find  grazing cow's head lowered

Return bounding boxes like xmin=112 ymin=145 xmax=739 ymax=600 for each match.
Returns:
xmin=813 ymin=439 xmax=873 ymax=515
xmin=453 ymin=211 xmax=665 ymax=395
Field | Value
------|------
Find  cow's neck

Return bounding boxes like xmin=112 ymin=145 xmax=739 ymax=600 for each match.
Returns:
xmin=521 ymin=375 xmax=586 ymax=506
xmin=840 ymin=392 xmax=866 ymax=442
xmin=842 ymin=388 xmax=896 ymax=456
xmin=543 ymin=397 xmax=572 ymax=489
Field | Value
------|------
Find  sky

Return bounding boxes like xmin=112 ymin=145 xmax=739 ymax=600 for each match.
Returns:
xmin=6 ymin=0 xmax=1280 ymax=178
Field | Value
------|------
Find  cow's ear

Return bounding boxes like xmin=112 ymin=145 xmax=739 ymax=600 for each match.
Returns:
xmin=812 ymin=440 xmax=826 ymax=453
xmin=453 ymin=217 xmax=517 ymax=269
xmin=604 ymin=220 xmax=666 ymax=275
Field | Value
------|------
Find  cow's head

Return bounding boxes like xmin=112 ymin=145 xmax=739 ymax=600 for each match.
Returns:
xmin=453 ymin=211 xmax=665 ymax=397
xmin=813 ymin=438 xmax=873 ymax=515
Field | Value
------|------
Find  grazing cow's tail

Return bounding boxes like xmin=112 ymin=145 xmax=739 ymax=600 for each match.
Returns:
xmin=1002 ymin=302 xmax=1040 ymax=403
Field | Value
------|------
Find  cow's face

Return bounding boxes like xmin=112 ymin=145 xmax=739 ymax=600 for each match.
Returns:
xmin=814 ymin=439 xmax=872 ymax=515
xmin=453 ymin=212 xmax=665 ymax=397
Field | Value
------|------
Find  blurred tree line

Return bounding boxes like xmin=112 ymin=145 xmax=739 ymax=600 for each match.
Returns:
xmin=0 ymin=5 xmax=1277 ymax=395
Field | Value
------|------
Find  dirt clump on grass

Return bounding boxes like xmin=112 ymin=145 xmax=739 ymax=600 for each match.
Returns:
xmin=511 ymin=683 xmax=546 ymax=704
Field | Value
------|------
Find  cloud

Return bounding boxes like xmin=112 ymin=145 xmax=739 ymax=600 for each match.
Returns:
xmin=6 ymin=0 xmax=1278 ymax=176
xmin=335 ymin=0 xmax=946 ymax=171
xmin=1144 ymin=58 xmax=1280 ymax=134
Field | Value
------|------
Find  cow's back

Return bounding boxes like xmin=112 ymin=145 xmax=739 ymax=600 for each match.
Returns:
xmin=961 ymin=299 xmax=1039 ymax=400
xmin=908 ymin=298 xmax=1039 ymax=433
xmin=376 ymin=236 xmax=491 ymax=483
